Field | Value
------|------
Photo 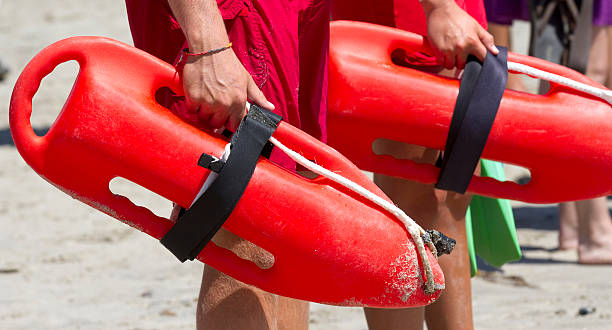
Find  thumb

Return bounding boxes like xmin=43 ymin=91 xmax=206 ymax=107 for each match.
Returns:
xmin=247 ymin=77 xmax=275 ymax=111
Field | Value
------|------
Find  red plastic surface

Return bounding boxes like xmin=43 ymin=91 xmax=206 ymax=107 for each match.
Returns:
xmin=328 ymin=21 xmax=612 ymax=204
xmin=9 ymin=36 xmax=443 ymax=307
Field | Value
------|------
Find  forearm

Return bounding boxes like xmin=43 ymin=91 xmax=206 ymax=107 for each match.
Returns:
xmin=167 ymin=0 xmax=229 ymax=52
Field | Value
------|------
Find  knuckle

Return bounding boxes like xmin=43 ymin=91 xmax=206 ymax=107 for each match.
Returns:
xmin=234 ymin=91 xmax=248 ymax=106
xmin=196 ymin=94 xmax=214 ymax=108
xmin=186 ymin=88 xmax=204 ymax=102
xmin=466 ymin=36 xmax=479 ymax=46
xmin=456 ymin=40 xmax=466 ymax=51
xmin=483 ymin=33 xmax=494 ymax=43
xmin=218 ymin=96 xmax=233 ymax=109
xmin=236 ymin=93 xmax=247 ymax=106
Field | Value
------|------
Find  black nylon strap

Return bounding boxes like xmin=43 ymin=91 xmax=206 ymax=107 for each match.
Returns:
xmin=435 ymin=47 xmax=508 ymax=193
xmin=198 ymin=153 xmax=225 ymax=173
xmin=161 ymin=105 xmax=281 ymax=262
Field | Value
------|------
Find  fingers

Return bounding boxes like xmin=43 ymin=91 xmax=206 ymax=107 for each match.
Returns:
xmin=180 ymin=57 xmax=274 ymax=132
xmin=468 ymin=36 xmax=488 ymax=62
xmin=428 ymin=39 xmax=446 ymax=68
xmin=208 ymin=76 xmax=271 ymax=132
xmin=226 ymin=91 xmax=247 ymax=130
xmin=226 ymin=108 xmax=244 ymax=132
xmin=429 ymin=40 xmax=455 ymax=70
xmin=478 ymin=29 xmax=499 ymax=55
xmin=224 ymin=97 xmax=246 ymax=132
xmin=432 ymin=36 xmax=488 ymax=69
xmin=461 ymin=28 xmax=497 ymax=64
xmin=208 ymin=111 xmax=229 ymax=130
xmin=455 ymin=52 xmax=467 ymax=70
xmin=247 ymin=77 xmax=275 ymax=111
xmin=187 ymin=94 xmax=237 ymax=130
xmin=443 ymin=51 xmax=456 ymax=70
xmin=184 ymin=96 xmax=200 ymax=114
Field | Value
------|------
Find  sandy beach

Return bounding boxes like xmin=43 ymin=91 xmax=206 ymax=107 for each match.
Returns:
xmin=1 ymin=1 xmax=611 ymax=329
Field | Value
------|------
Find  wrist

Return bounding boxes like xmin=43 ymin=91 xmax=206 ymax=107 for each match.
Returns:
xmin=182 ymin=42 xmax=233 ymax=61
xmin=183 ymin=22 xmax=230 ymax=53
xmin=420 ymin=0 xmax=453 ymax=15
xmin=186 ymin=36 xmax=230 ymax=54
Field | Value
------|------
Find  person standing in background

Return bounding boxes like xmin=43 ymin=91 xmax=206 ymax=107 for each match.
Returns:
xmin=483 ymin=0 xmax=529 ymax=91
xmin=558 ymin=0 xmax=612 ymax=264
xmin=484 ymin=0 xmax=612 ymax=264
xmin=332 ymin=1 xmax=497 ymax=329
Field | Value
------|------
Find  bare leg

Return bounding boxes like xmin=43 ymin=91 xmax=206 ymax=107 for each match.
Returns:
xmin=487 ymin=23 xmax=527 ymax=92
xmin=575 ymin=197 xmax=612 ymax=264
xmin=365 ymin=141 xmax=473 ymax=330
xmin=586 ymin=26 xmax=609 ymax=86
xmin=196 ymin=229 xmax=309 ymax=330
xmin=365 ymin=307 xmax=424 ymax=330
xmin=567 ymin=26 xmax=612 ymax=264
xmin=557 ymin=26 xmax=610 ymax=252
xmin=558 ymin=202 xmax=579 ymax=250
xmin=423 ymin=186 xmax=473 ymax=330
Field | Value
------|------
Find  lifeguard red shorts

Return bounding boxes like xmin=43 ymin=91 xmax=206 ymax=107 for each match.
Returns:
xmin=125 ymin=0 xmax=329 ymax=170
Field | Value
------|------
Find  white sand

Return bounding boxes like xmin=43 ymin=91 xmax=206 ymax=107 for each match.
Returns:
xmin=1 ymin=1 xmax=611 ymax=329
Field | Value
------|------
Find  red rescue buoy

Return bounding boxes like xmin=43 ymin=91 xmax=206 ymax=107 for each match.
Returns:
xmin=9 ymin=36 xmax=443 ymax=307
xmin=328 ymin=21 xmax=612 ymax=204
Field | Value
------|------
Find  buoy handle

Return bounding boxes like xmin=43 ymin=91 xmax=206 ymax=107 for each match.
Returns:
xmin=373 ymin=156 xmax=533 ymax=201
xmin=9 ymin=40 xmax=87 ymax=171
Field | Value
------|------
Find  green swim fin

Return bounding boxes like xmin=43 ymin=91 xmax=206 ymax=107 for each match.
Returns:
xmin=466 ymin=160 xmax=522 ymax=276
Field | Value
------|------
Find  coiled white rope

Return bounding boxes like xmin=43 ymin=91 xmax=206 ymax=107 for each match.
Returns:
xmin=268 ymin=136 xmax=440 ymax=295
xmin=507 ymin=61 xmax=612 ymax=105
xmin=194 ymin=134 xmax=440 ymax=294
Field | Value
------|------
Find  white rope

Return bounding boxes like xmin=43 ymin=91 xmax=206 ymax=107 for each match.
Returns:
xmin=191 ymin=62 xmax=610 ymax=296
xmin=507 ymin=61 xmax=612 ymax=105
xmin=268 ymin=136 xmax=440 ymax=294
xmin=191 ymin=133 xmax=440 ymax=294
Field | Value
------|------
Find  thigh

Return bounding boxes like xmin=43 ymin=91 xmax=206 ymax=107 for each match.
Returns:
xmin=196 ymin=228 xmax=309 ymax=330
xmin=371 ymin=140 xmax=473 ymax=222
xmin=371 ymin=140 xmax=475 ymax=330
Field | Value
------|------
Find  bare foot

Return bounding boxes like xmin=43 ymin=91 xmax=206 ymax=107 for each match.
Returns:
xmin=559 ymin=231 xmax=578 ymax=250
xmin=578 ymin=240 xmax=612 ymax=264
xmin=577 ymin=218 xmax=612 ymax=263
xmin=576 ymin=198 xmax=612 ymax=264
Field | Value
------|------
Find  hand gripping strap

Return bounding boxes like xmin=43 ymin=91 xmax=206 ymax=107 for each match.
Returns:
xmin=435 ymin=47 xmax=508 ymax=194
xmin=160 ymin=105 xmax=281 ymax=262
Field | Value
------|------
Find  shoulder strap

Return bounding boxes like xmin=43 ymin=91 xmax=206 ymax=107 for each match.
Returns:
xmin=161 ymin=105 xmax=281 ymax=262
xmin=435 ymin=47 xmax=508 ymax=193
